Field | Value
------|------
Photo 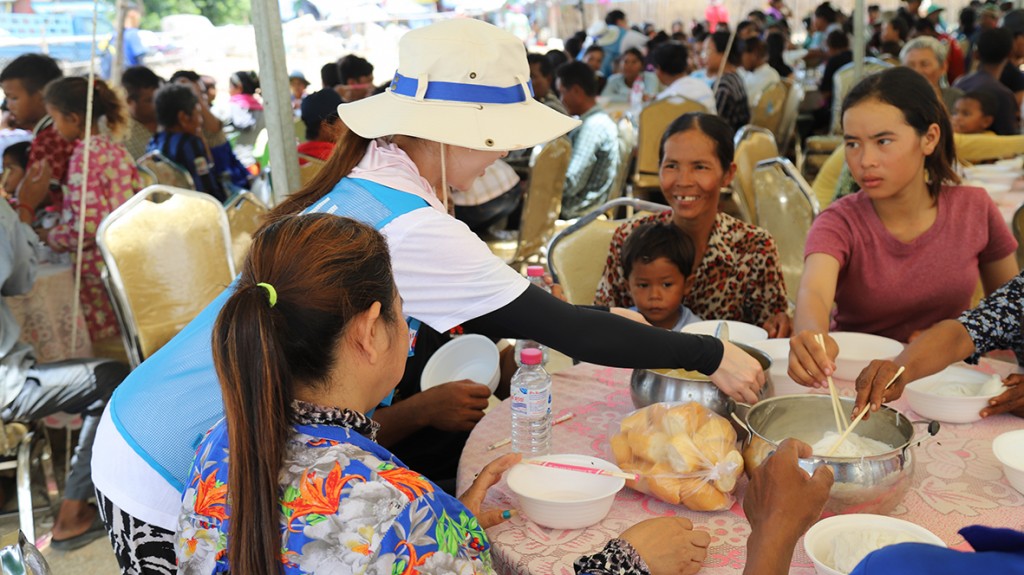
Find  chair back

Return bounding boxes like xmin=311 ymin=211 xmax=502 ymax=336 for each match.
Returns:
xmin=137 ymin=150 xmax=195 ymax=190
xmin=753 ymin=158 xmax=820 ymax=299
xmin=776 ymin=78 xmax=803 ymax=152
xmin=634 ymin=98 xmax=708 ymax=188
xmin=548 ymin=197 xmax=670 ymax=305
xmin=750 ymin=80 xmax=789 ymax=137
xmin=97 ymin=185 xmax=236 ymax=367
xmin=136 ymin=164 xmax=157 ymax=189
xmin=299 ymin=155 xmax=326 ymax=187
xmin=509 ymin=137 xmax=572 ymax=263
xmin=224 ymin=191 xmax=270 ymax=271
xmin=829 ymin=58 xmax=892 ymax=134
xmin=733 ymin=126 xmax=780 ymax=224
xmin=607 ymin=118 xmax=637 ymax=203
xmin=1013 ymin=203 xmax=1024 ymax=269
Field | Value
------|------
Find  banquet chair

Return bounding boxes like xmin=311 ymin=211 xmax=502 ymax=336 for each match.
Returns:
xmin=753 ymin=158 xmax=820 ymax=300
xmin=828 ymin=58 xmax=892 ymax=135
xmin=486 ymin=137 xmax=571 ymax=267
xmin=1013 ymin=204 xmax=1024 ymax=269
xmin=548 ymin=197 xmax=669 ymax=305
xmin=299 ymin=155 xmax=326 ymax=187
xmin=607 ymin=118 xmax=637 ymax=203
xmin=733 ymin=126 xmax=780 ymax=224
xmin=136 ymin=164 xmax=157 ymax=189
xmin=224 ymin=190 xmax=270 ymax=271
xmin=634 ymin=98 xmax=707 ymax=200
xmin=97 ymin=185 xmax=236 ymax=367
xmin=751 ymin=81 xmax=789 ymax=139
xmin=0 ymin=422 xmax=60 ymax=542
xmin=137 ymin=150 xmax=195 ymax=190
xmin=775 ymin=78 xmax=804 ymax=153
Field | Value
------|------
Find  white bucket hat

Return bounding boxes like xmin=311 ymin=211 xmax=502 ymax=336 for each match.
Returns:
xmin=337 ymin=19 xmax=580 ymax=152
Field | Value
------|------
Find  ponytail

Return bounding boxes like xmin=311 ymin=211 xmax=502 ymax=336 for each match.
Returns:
xmin=42 ymin=76 xmax=127 ymax=138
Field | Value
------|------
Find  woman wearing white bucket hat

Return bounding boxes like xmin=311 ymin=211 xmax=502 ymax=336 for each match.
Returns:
xmin=92 ymin=19 xmax=761 ymax=573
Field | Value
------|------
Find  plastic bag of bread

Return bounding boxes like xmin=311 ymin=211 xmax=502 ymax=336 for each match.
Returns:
xmin=609 ymin=402 xmax=743 ymax=511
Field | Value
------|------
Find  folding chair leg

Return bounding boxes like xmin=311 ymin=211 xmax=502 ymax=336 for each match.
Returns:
xmin=16 ymin=431 xmax=35 ymax=542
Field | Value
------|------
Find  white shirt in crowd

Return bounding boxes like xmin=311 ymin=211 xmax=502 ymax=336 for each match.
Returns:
xmin=742 ymin=63 xmax=782 ymax=111
xmin=656 ymin=75 xmax=717 ymax=113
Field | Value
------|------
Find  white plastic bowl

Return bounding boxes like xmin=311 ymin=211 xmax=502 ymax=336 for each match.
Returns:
xmin=993 ymin=429 xmax=1024 ymax=496
xmin=803 ymin=514 xmax=946 ymax=575
xmin=749 ymin=338 xmax=803 ymax=395
xmin=682 ymin=320 xmax=769 ymax=344
xmin=903 ymin=365 xmax=1002 ymax=423
xmin=831 ymin=332 xmax=903 ymax=382
xmin=506 ymin=454 xmax=625 ymax=530
xmin=420 ymin=334 xmax=500 ymax=393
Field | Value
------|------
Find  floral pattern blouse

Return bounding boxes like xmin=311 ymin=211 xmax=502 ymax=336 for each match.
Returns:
xmin=959 ymin=272 xmax=1024 ymax=365
xmin=176 ymin=404 xmax=497 ymax=575
xmin=594 ymin=211 xmax=789 ymax=326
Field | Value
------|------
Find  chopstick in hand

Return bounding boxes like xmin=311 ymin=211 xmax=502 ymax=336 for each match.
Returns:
xmin=825 ymin=366 xmax=905 ymax=456
xmin=816 ymin=333 xmax=846 ymax=433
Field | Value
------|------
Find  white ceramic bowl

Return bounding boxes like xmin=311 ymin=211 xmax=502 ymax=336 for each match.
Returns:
xmin=831 ymin=332 xmax=903 ymax=382
xmin=803 ymin=514 xmax=946 ymax=575
xmin=682 ymin=320 xmax=769 ymax=344
xmin=749 ymin=338 xmax=804 ymax=395
xmin=506 ymin=454 xmax=625 ymax=530
xmin=993 ymin=429 xmax=1024 ymax=496
xmin=903 ymin=365 xmax=1002 ymax=423
xmin=420 ymin=334 xmax=500 ymax=393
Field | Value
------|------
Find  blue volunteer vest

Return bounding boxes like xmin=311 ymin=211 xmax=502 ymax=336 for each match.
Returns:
xmin=109 ymin=178 xmax=430 ymax=492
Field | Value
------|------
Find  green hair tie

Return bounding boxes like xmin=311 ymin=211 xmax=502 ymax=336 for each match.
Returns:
xmin=256 ymin=282 xmax=278 ymax=308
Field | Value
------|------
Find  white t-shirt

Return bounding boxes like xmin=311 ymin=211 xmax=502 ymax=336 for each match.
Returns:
xmin=656 ymin=76 xmax=718 ymax=113
xmin=742 ymin=63 xmax=783 ymax=111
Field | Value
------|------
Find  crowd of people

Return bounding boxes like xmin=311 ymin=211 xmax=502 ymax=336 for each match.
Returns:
xmin=0 ymin=1 xmax=1022 ymax=574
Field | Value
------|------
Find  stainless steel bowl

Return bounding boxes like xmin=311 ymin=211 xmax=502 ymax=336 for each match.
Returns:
xmin=630 ymin=342 xmax=773 ymax=418
xmin=740 ymin=394 xmax=939 ymax=515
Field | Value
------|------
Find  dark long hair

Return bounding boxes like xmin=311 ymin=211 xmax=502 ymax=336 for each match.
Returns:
xmin=841 ymin=66 xmax=958 ymax=197
xmin=213 ymin=213 xmax=397 ymax=575
xmin=43 ymin=76 xmax=127 ymax=136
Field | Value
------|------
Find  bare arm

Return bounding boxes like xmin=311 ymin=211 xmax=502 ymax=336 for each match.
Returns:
xmin=789 ymin=253 xmax=841 ymax=387
xmin=980 ymin=253 xmax=1019 ymax=296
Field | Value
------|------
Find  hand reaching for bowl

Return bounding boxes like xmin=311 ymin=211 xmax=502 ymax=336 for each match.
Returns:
xmin=762 ymin=312 xmax=792 ymax=338
xmin=619 ymin=517 xmax=710 ymax=575
xmin=853 ymin=359 xmax=907 ymax=420
xmin=981 ymin=374 xmax=1024 ymax=418
xmin=421 ymin=380 xmax=492 ymax=432
xmin=459 ymin=453 xmax=521 ymax=528
xmin=787 ymin=330 xmax=837 ymax=388
xmin=710 ymin=340 xmax=765 ymax=404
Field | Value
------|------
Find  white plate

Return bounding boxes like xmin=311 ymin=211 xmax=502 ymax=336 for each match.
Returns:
xmin=681 ymin=320 xmax=769 ymax=344
xmin=420 ymin=334 xmax=500 ymax=393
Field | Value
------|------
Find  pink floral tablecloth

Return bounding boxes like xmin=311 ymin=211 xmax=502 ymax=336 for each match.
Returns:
xmin=457 ymin=362 xmax=1024 ymax=575
xmin=7 ymin=263 xmax=93 ymax=363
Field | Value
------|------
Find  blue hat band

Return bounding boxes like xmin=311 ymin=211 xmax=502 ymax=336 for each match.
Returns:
xmin=389 ymin=73 xmax=534 ymax=104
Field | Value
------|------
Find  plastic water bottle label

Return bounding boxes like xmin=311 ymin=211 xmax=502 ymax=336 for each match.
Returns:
xmin=512 ymin=387 xmax=551 ymax=418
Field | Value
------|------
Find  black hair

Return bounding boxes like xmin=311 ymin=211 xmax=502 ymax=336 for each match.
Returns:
xmin=879 ymin=40 xmax=904 ymax=56
xmin=545 ymin=49 xmax=569 ymax=71
xmin=651 ymin=41 xmax=689 ymax=76
xmin=960 ymin=89 xmax=999 ymax=119
xmin=556 ymin=60 xmax=599 ymax=97
xmin=605 ymin=9 xmax=625 ymax=25
xmin=527 ymin=53 xmax=553 ymax=79
xmin=337 ymin=55 xmax=374 ymax=85
xmin=565 ymin=31 xmax=587 ymax=59
xmin=584 ymin=45 xmax=605 ymax=57
xmin=959 ymin=7 xmax=977 ymax=36
xmin=169 ymin=70 xmax=201 ymax=84
xmin=743 ymin=36 xmax=767 ymax=57
xmin=711 ymin=30 xmax=743 ymax=66
xmin=766 ymin=32 xmax=793 ymax=76
xmin=0 ymin=54 xmax=62 ymax=93
xmin=154 ymin=83 xmax=199 ymax=129
xmin=320 ymin=62 xmax=340 ymax=88
xmin=3 ymin=141 xmax=29 ymax=169
xmin=841 ymin=66 xmax=958 ymax=197
xmin=122 ymin=66 xmax=162 ymax=102
xmin=814 ymin=2 xmax=838 ymax=23
xmin=621 ymin=47 xmax=645 ymax=64
xmin=886 ymin=17 xmax=910 ymax=41
xmin=621 ymin=222 xmax=696 ymax=280
xmin=230 ymin=71 xmax=259 ymax=95
xmin=913 ymin=18 xmax=937 ymax=35
xmin=826 ymin=29 xmax=850 ymax=50
xmin=659 ymin=112 xmax=735 ymax=169
xmin=868 ymin=4 xmax=880 ymax=11
xmin=736 ymin=21 xmax=759 ymax=37
xmin=691 ymin=22 xmax=708 ymax=42
xmin=977 ymin=28 xmax=1013 ymax=65
xmin=646 ymin=31 xmax=670 ymax=52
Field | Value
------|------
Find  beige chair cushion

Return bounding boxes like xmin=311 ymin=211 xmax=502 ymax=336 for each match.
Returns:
xmin=225 ymin=192 xmax=269 ymax=271
xmin=734 ymin=130 xmax=780 ymax=224
xmin=635 ymin=98 xmax=708 ymax=179
xmin=751 ymin=81 xmax=789 ymax=137
xmin=549 ymin=217 xmax=621 ymax=305
xmin=137 ymin=151 xmax=195 ymax=190
xmin=754 ymin=159 xmax=819 ymax=299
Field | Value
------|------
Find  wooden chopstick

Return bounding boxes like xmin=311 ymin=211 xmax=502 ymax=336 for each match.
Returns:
xmin=825 ymin=366 xmax=905 ymax=457
xmin=816 ymin=333 xmax=846 ymax=433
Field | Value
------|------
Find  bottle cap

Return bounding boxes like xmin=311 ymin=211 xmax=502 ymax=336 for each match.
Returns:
xmin=526 ymin=265 xmax=545 ymax=277
xmin=520 ymin=348 xmax=543 ymax=365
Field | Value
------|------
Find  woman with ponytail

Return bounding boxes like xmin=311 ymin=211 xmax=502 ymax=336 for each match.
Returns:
xmin=40 ymin=76 xmax=140 ymax=342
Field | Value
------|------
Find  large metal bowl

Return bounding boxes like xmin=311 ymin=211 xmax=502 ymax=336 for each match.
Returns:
xmin=740 ymin=394 xmax=938 ymax=515
xmin=630 ymin=342 xmax=773 ymax=418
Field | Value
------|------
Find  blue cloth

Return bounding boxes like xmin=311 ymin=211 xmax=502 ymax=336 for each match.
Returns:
xmin=627 ymin=305 xmax=701 ymax=332
xmin=147 ymin=132 xmax=227 ymax=202
xmin=108 ymin=178 xmax=429 ymax=491
xmin=100 ymin=28 xmax=146 ymax=79
xmin=850 ymin=526 xmax=1024 ymax=575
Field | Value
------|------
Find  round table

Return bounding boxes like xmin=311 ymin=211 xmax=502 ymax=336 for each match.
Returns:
xmin=457 ymin=362 xmax=1024 ymax=575
xmin=7 ymin=263 xmax=93 ymax=363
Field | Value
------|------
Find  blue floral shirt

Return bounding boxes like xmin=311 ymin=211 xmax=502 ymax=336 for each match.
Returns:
xmin=176 ymin=413 xmax=495 ymax=574
xmin=958 ymin=272 xmax=1024 ymax=365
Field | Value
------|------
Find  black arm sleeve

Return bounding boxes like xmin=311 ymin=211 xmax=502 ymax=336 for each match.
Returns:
xmin=462 ymin=285 xmax=725 ymax=375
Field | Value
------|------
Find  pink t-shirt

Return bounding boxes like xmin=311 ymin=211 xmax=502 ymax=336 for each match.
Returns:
xmin=804 ymin=186 xmax=1016 ymax=342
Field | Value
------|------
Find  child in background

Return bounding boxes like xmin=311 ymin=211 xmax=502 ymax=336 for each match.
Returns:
xmin=952 ymin=90 xmax=998 ymax=134
xmin=148 ymin=83 xmax=226 ymax=201
xmin=224 ymin=70 xmax=264 ymax=170
xmin=621 ymin=221 xmax=701 ymax=331
xmin=42 ymin=77 xmax=141 ymax=342
xmin=1 ymin=141 xmax=29 ymax=198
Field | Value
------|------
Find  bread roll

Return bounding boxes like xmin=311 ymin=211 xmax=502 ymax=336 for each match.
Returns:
xmin=610 ymin=433 xmax=632 ymax=464
xmin=679 ymin=478 xmax=731 ymax=511
xmin=630 ymin=431 xmax=670 ymax=462
xmin=663 ymin=403 xmax=707 ymax=437
xmin=711 ymin=451 xmax=744 ymax=493
xmin=666 ymin=434 xmax=705 ymax=473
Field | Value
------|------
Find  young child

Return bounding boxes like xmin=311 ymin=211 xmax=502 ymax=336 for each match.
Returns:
xmin=148 ymin=83 xmax=227 ymax=201
xmin=41 ymin=77 xmax=141 ymax=343
xmin=952 ymin=90 xmax=997 ymax=134
xmin=621 ymin=221 xmax=701 ymax=331
xmin=1 ymin=141 xmax=29 ymax=198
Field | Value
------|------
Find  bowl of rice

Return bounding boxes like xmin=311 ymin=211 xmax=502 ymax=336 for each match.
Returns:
xmin=803 ymin=514 xmax=946 ymax=574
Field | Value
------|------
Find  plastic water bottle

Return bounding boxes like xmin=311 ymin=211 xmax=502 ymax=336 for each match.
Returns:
xmin=515 ymin=266 xmax=550 ymax=366
xmin=511 ymin=348 xmax=552 ymax=456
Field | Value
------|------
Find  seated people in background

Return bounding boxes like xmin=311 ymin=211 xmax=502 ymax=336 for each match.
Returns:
xmin=100 ymin=3 xmax=145 ymax=80
xmin=740 ymin=36 xmax=783 ymax=110
xmin=803 ymin=2 xmax=842 ymax=62
xmin=766 ymin=32 xmax=794 ymax=78
xmin=288 ymin=69 xmax=309 ymax=114
xmin=602 ymin=47 xmax=660 ymax=103
xmin=622 ymin=221 xmax=701 ymax=331
xmin=705 ymin=31 xmax=752 ymax=131
xmin=223 ymin=71 xmax=264 ymax=170
xmin=878 ymin=17 xmax=909 ymax=56
xmin=952 ymin=90 xmax=998 ymax=134
xmin=582 ymin=45 xmax=607 ymax=92
xmin=596 ymin=112 xmax=791 ymax=336
xmin=451 ymin=159 xmax=523 ymax=237
xmin=910 ymin=17 xmax=966 ymax=84
xmin=175 ymin=212 xmax=713 ymax=574
xmin=588 ymin=9 xmax=649 ymax=78
xmin=954 ymin=28 xmax=1021 ymax=136
xmin=0 ymin=110 xmax=32 ymax=162
xmin=900 ymin=36 xmax=962 ymax=112
xmin=652 ymin=41 xmax=716 ymax=111
xmin=555 ymin=61 xmax=621 ymax=219
xmin=1 ymin=141 xmax=29 ymax=198
xmin=120 ymin=65 xmax=162 ymax=160
xmin=336 ymin=54 xmax=374 ymax=103
xmin=171 ymin=70 xmax=250 ymax=191
xmin=0 ymin=198 xmax=129 ymax=551
xmin=789 ymin=67 xmax=1018 ymax=389
xmin=0 ymin=54 xmax=71 ymax=213
xmin=527 ymin=53 xmax=568 ymax=114
xmin=1002 ymin=9 xmax=1024 ymax=107
xmin=815 ymin=30 xmax=853 ymax=132
xmin=319 ymin=61 xmax=340 ymax=92
xmin=149 ymin=83 xmax=227 ymax=201
xmin=297 ymin=87 xmax=343 ymax=162
xmin=40 ymin=77 xmax=141 ymax=343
